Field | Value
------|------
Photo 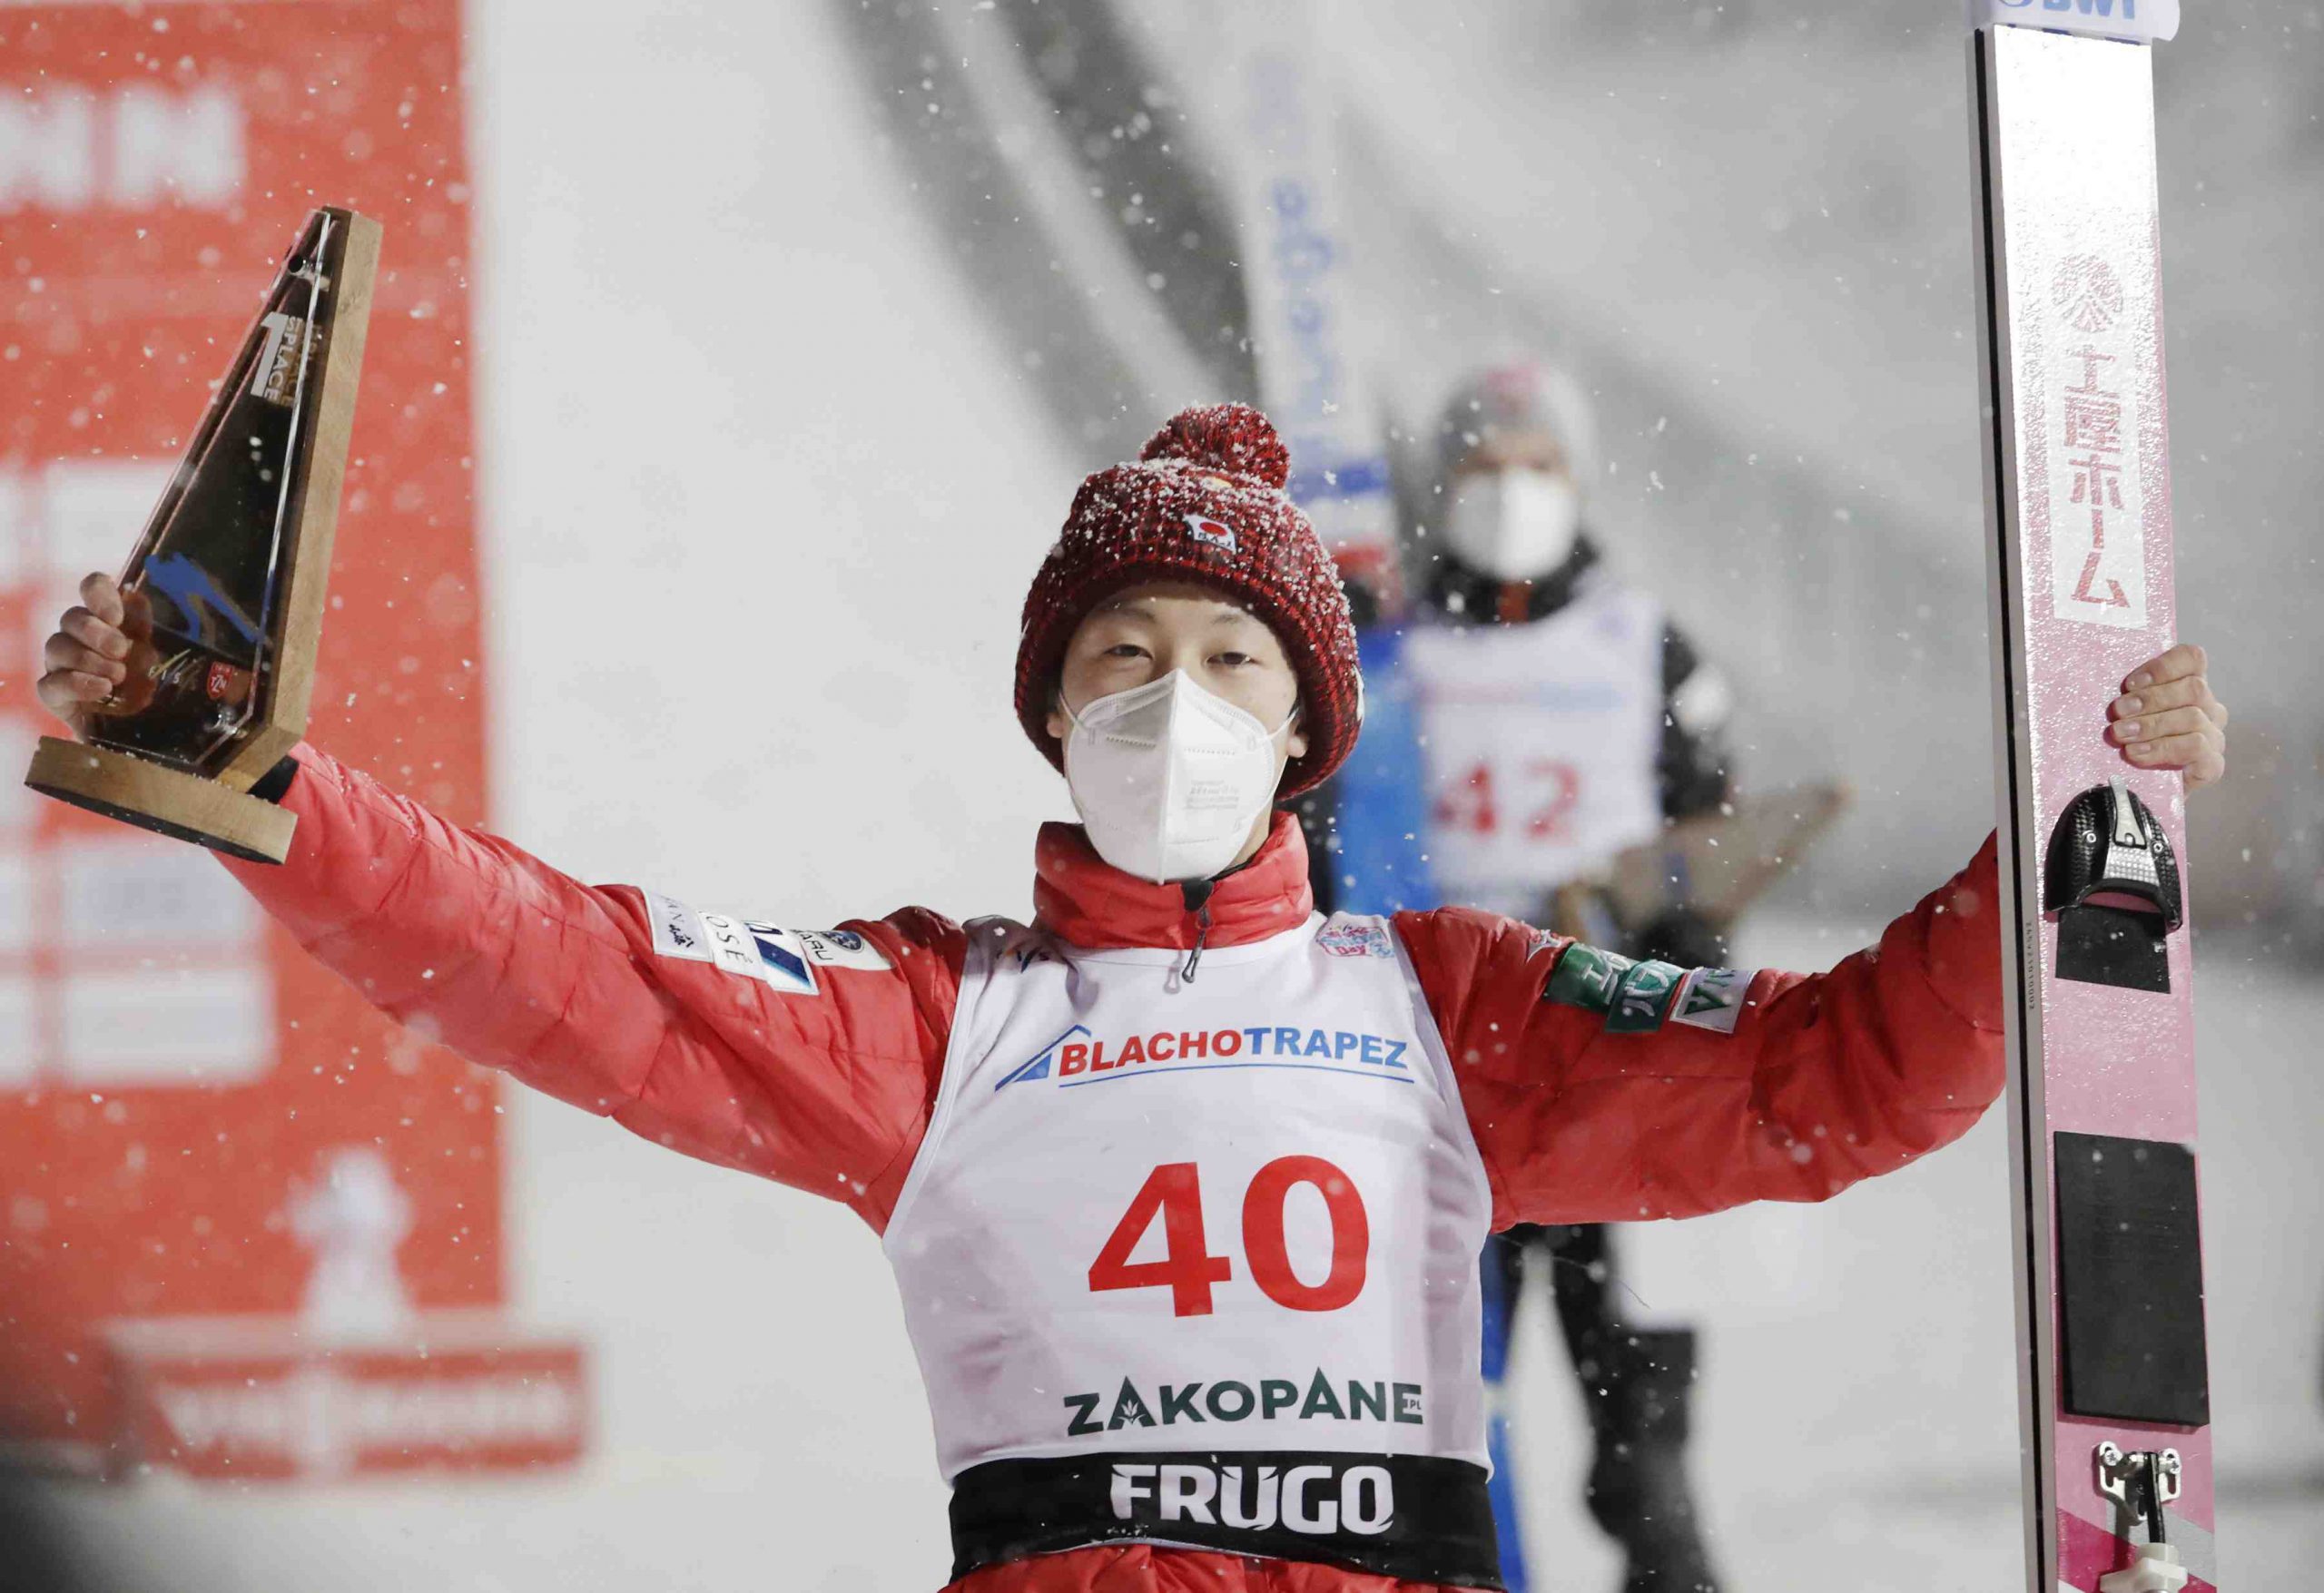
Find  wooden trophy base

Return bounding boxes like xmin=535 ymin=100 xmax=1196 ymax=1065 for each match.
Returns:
xmin=25 ymin=737 xmax=296 ymax=865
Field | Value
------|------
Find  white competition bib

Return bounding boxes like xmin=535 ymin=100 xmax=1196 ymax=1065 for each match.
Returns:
xmin=1404 ymin=583 xmax=1666 ymax=915
xmin=882 ymin=914 xmax=1493 ymax=1481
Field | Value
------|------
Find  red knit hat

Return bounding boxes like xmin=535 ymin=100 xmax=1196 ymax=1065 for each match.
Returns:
xmin=1015 ymin=403 xmax=1363 ymax=799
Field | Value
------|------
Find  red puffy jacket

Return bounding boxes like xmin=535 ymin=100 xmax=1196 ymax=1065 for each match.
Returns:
xmin=223 ymin=746 xmax=2005 ymax=1593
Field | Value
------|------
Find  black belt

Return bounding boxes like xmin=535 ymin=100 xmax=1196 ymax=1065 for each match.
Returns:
xmin=948 ymin=1449 xmax=1503 ymax=1589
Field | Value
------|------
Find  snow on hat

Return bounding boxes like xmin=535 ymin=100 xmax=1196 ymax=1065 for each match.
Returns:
xmin=1015 ymin=402 xmax=1363 ymax=799
xmin=1434 ymin=361 xmax=1599 ymax=489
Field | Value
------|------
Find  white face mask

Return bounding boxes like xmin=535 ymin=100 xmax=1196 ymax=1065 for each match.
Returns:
xmin=1062 ymin=671 xmax=1295 ymax=884
xmin=1443 ymin=467 xmax=1581 ymax=582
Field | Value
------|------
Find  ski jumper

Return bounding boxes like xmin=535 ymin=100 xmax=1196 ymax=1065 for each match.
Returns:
xmin=222 ymin=745 xmax=2005 ymax=1593
xmin=891 ymin=907 xmax=1498 ymax=1579
xmin=1310 ymin=547 xmax=1732 ymax=929
xmin=1402 ymin=582 xmax=1663 ymax=916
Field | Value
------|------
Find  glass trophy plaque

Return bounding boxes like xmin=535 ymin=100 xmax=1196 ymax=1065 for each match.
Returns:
xmin=25 ymin=208 xmax=379 ymax=863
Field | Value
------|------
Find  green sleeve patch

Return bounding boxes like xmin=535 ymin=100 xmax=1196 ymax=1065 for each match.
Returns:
xmin=1671 ymin=967 xmax=1755 ymax=1034
xmin=1606 ymin=959 xmax=1688 ymax=1034
xmin=1544 ymin=944 xmax=1634 ymax=1013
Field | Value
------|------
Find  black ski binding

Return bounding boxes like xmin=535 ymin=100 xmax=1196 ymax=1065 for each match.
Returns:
xmin=2044 ymin=778 xmax=2181 ymax=992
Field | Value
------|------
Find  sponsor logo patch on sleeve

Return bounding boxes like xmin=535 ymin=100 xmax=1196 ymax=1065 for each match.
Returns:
xmin=644 ymin=890 xmax=714 ymax=964
xmin=734 ymin=921 xmax=823 ymax=995
xmin=792 ymin=927 xmax=895 ymax=973
xmin=690 ymin=913 xmax=813 ymax=994
xmin=642 ymin=900 xmax=893 ymax=995
xmin=1544 ymin=945 xmax=1633 ymax=1014
xmin=1606 ymin=959 xmax=1687 ymax=1035
xmin=1670 ymin=967 xmax=1755 ymax=1035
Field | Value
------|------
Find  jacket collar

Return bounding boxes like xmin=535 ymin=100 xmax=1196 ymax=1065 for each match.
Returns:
xmin=1033 ymin=811 xmax=1316 ymax=951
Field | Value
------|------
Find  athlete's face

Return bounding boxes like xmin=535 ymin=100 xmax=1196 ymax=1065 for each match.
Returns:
xmin=1046 ymin=581 xmax=1308 ymax=764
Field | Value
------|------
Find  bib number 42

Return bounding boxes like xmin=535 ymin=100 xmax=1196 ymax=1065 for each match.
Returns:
xmin=1433 ymin=758 xmax=1582 ymax=841
xmin=1088 ymin=1158 xmax=1369 ymax=1317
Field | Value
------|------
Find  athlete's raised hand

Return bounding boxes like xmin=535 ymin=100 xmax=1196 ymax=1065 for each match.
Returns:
xmin=34 ymin=572 xmax=146 ymax=739
xmin=2107 ymin=642 xmax=2228 ymax=792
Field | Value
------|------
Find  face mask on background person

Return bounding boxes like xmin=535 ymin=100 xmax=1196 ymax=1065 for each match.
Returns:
xmin=1443 ymin=467 xmax=1582 ymax=583
xmin=1062 ymin=670 xmax=1296 ymax=884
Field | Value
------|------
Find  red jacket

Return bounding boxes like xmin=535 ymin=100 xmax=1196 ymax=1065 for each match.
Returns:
xmin=223 ymin=745 xmax=2005 ymax=1593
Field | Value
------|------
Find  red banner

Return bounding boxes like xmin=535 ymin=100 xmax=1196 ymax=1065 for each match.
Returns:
xmin=0 ymin=1 xmax=579 ymax=1476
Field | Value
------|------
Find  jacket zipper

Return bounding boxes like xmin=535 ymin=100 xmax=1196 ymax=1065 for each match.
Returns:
xmin=1177 ymin=879 xmax=1215 ymax=983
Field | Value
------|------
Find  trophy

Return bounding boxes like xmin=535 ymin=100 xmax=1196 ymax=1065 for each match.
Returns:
xmin=25 ymin=208 xmax=379 ymax=864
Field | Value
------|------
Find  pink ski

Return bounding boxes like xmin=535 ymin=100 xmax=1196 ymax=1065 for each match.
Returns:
xmin=1966 ymin=5 xmax=2215 ymax=1590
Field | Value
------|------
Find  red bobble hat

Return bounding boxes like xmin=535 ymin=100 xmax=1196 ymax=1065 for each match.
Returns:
xmin=1015 ymin=403 xmax=1363 ymax=799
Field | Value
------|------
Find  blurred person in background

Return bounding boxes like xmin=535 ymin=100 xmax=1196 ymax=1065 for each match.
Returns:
xmin=1302 ymin=364 xmax=1736 ymax=1593
xmin=34 ymin=402 xmax=2230 ymax=1593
